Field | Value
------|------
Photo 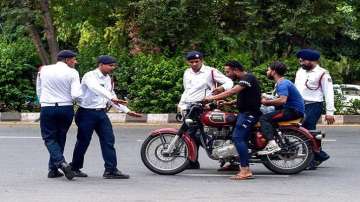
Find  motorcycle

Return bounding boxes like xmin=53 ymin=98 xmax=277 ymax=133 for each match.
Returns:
xmin=140 ymin=102 xmax=324 ymax=175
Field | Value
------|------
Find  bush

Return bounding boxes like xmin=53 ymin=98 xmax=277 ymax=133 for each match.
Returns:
xmin=122 ymin=54 xmax=185 ymax=113
xmin=0 ymin=37 xmax=39 ymax=111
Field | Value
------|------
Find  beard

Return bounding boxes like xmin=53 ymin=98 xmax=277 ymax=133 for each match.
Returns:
xmin=267 ymin=74 xmax=274 ymax=80
xmin=301 ymin=64 xmax=313 ymax=70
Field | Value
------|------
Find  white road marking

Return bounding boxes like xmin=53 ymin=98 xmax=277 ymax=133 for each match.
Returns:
xmin=179 ymin=173 xmax=289 ymax=178
xmin=0 ymin=136 xmax=41 ymax=139
xmin=136 ymin=139 xmax=144 ymax=142
xmin=323 ymin=139 xmax=336 ymax=142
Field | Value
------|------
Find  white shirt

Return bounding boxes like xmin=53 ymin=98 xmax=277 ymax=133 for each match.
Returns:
xmin=36 ymin=62 xmax=81 ymax=106
xmin=78 ymin=69 xmax=129 ymax=113
xmin=178 ymin=64 xmax=233 ymax=110
xmin=295 ymin=65 xmax=336 ymax=115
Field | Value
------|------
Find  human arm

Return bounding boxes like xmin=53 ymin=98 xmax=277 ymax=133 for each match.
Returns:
xmin=321 ymin=72 xmax=336 ymax=124
xmin=218 ymin=99 xmax=236 ymax=106
xmin=212 ymin=68 xmax=233 ymax=91
xmin=110 ymin=102 xmax=142 ymax=117
xmin=36 ymin=72 xmax=41 ymax=98
xmin=82 ymin=73 xmax=127 ymax=105
xmin=204 ymin=85 xmax=243 ymax=102
xmin=261 ymin=96 xmax=287 ymax=106
xmin=70 ymin=71 xmax=82 ymax=99
xmin=178 ymin=71 xmax=188 ymax=110
xmin=262 ymin=80 xmax=288 ymax=106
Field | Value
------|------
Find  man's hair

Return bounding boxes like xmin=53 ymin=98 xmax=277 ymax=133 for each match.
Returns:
xmin=57 ymin=57 xmax=67 ymax=62
xmin=269 ymin=61 xmax=287 ymax=76
xmin=225 ymin=60 xmax=244 ymax=71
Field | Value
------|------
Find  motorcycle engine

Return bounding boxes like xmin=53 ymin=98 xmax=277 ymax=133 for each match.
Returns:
xmin=211 ymin=140 xmax=238 ymax=159
xmin=204 ymin=126 xmax=238 ymax=159
xmin=204 ymin=126 xmax=231 ymax=139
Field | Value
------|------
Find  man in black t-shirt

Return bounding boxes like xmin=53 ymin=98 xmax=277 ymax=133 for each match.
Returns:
xmin=204 ymin=61 xmax=262 ymax=180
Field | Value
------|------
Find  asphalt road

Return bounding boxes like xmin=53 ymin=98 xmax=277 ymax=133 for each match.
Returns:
xmin=0 ymin=124 xmax=359 ymax=202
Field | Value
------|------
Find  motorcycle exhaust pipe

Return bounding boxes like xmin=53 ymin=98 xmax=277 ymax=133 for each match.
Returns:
xmin=309 ymin=130 xmax=326 ymax=140
xmin=315 ymin=133 xmax=325 ymax=140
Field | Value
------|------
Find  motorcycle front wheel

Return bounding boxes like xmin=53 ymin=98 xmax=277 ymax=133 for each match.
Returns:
xmin=140 ymin=133 xmax=190 ymax=175
xmin=262 ymin=129 xmax=313 ymax=174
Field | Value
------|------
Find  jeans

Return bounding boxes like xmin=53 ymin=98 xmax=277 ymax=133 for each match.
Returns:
xmin=260 ymin=108 xmax=303 ymax=141
xmin=232 ymin=113 xmax=258 ymax=167
xmin=40 ymin=106 xmax=74 ymax=170
xmin=71 ymin=109 xmax=118 ymax=172
xmin=302 ymin=102 xmax=323 ymax=130
xmin=302 ymin=102 xmax=329 ymax=162
xmin=188 ymin=125 xmax=202 ymax=162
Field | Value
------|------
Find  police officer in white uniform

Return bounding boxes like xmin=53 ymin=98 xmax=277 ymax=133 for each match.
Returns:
xmin=295 ymin=48 xmax=335 ymax=169
xmin=179 ymin=51 xmax=233 ymax=169
xmin=36 ymin=50 xmax=81 ymax=180
xmin=70 ymin=55 xmax=139 ymax=179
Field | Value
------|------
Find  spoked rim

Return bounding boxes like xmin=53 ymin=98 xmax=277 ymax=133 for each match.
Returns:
xmin=266 ymin=134 xmax=309 ymax=170
xmin=145 ymin=134 xmax=189 ymax=171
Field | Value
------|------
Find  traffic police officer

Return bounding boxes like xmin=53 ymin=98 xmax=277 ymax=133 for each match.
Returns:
xmin=70 ymin=55 xmax=133 ymax=179
xmin=36 ymin=50 xmax=81 ymax=180
xmin=294 ymin=48 xmax=335 ymax=168
xmin=178 ymin=51 xmax=233 ymax=169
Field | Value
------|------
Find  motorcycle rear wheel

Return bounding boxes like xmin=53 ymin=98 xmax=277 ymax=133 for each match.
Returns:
xmin=262 ymin=129 xmax=313 ymax=174
xmin=140 ymin=133 xmax=190 ymax=175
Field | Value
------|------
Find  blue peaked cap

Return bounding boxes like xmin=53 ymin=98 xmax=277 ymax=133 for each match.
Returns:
xmin=186 ymin=51 xmax=203 ymax=60
xmin=296 ymin=49 xmax=320 ymax=61
xmin=57 ymin=50 xmax=77 ymax=60
xmin=97 ymin=55 xmax=117 ymax=64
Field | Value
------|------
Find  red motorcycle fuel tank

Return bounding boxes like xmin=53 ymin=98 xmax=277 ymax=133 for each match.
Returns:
xmin=201 ymin=110 xmax=237 ymax=127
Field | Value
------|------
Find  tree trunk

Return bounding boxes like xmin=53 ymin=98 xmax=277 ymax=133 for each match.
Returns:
xmin=40 ymin=0 xmax=59 ymax=63
xmin=26 ymin=23 xmax=50 ymax=65
xmin=127 ymin=21 xmax=143 ymax=55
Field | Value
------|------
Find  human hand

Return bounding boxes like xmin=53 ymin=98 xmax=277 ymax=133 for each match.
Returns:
xmin=204 ymin=104 xmax=211 ymax=110
xmin=127 ymin=111 xmax=142 ymax=117
xmin=203 ymin=96 xmax=214 ymax=103
xmin=325 ymin=115 xmax=335 ymax=125
xmin=212 ymin=87 xmax=224 ymax=95
xmin=217 ymin=100 xmax=233 ymax=107
xmin=261 ymin=98 xmax=268 ymax=105
xmin=111 ymin=98 xmax=128 ymax=105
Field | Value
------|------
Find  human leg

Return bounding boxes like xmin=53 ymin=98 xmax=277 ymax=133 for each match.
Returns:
xmin=230 ymin=113 xmax=257 ymax=180
xmin=258 ymin=109 xmax=302 ymax=155
xmin=71 ymin=110 xmax=96 ymax=171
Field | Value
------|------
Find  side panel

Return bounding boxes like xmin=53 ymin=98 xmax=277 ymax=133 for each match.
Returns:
xmin=149 ymin=128 xmax=198 ymax=161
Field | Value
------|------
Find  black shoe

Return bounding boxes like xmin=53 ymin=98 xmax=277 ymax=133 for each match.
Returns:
xmin=306 ymin=160 xmax=318 ymax=170
xmin=60 ymin=162 xmax=75 ymax=180
xmin=48 ymin=169 xmax=64 ymax=178
xmin=103 ymin=169 xmax=130 ymax=179
xmin=307 ymin=151 xmax=330 ymax=170
xmin=315 ymin=151 xmax=330 ymax=166
xmin=186 ymin=161 xmax=200 ymax=169
xmin=72 ymin=169 xmax=88 ymax=177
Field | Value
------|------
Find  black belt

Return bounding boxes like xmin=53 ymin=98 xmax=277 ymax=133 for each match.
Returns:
xmin=79 ymin=107 xmax=106 ymax=111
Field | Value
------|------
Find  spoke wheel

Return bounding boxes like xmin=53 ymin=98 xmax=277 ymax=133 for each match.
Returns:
xmin=141 ymin=133 xmax=190 ymax=175
xmin=262 ymin=129 xmax=313 ymax=174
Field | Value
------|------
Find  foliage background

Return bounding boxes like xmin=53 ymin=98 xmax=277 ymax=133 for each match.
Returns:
xmin=1 ymin=0 xmax=360 ymax=114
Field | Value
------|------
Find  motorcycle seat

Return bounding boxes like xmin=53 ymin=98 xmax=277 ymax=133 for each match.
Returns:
xmin=254 ymin=118 xmax=302 ymax=128
xmin=278 ymin=118 xmax=302 ymax=126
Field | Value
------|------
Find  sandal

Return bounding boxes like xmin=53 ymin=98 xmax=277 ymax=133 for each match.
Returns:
xmin=230 ymin=171 xmax=254 ymax=180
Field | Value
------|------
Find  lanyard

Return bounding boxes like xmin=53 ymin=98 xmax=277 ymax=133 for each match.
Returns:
xmin=305 ymin=72 xmax=325 ymax=90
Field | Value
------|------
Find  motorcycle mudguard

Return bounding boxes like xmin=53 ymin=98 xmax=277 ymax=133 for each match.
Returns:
xmin=281 ymin=126 xmax=320 ymax=153
xmin=149 ymin=128 xmax=198 ymax=161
